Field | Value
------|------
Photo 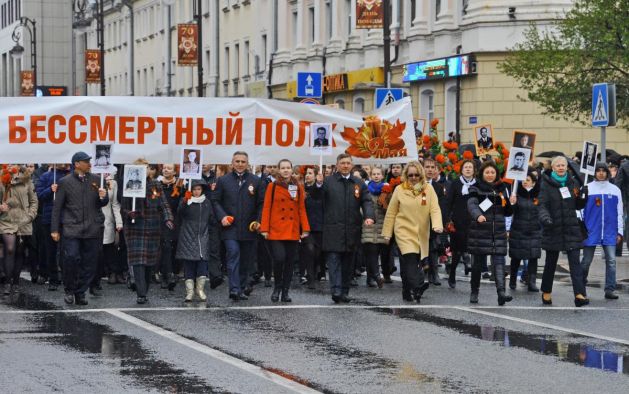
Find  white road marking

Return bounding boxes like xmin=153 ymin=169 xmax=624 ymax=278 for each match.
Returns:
xmin=2 ymin=304 xmax=629 ymax=314
xmin=456 ymin=306 xmax=629 ymax=346
xmin=106 ymin=309 xmax=322 ymax=394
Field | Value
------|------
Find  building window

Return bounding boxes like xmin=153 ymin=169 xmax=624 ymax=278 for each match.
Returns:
xmin=224 ymin=46 xmax=230 ymax=80
xmin=345 ymin=0 xmax=351 ymax=36
xmin=244 ymin=40 xmax=249 ymax=76
xmin=445 ymin=84 xmax=457 ymax=141
xmin=335 ymin=98 xmax=345 ymax=109
xmin=435 ymin=0 xmax=441 ymax=20
xmin=462 ymin=0 xmax=469 ymax=15
xmin=325 ymin=2 xmax=332 ymax=41
xmin=235 ymin=43 xmax=240 ymax=78
xmin=292 ymin=11 xmax=298 ymax=48
xmin=353 ymin=97 xmax=365 ymax=114
xmin=420 ymin=89 xmax=435 ymax=125
xmin=411 ymin=0 xmax=416 ymax=21
xmin=261 ymin=34 xmax=267 ymax=71
xmin=309 ymin=7 xmax=315 ymax=44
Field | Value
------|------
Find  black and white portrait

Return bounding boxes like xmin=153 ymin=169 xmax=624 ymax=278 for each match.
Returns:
xmin=580 ymin=141 xmax=598 ymax=175
xmin=474 ymin=124 xmax=495 ymax=152
xmin=506 ymin=147 xmax=531 ymax=181
xmin=310 ymin=123 xmax=333 ymax=156
xmin=123 ymin=165 xmax=147 ymax=198
xmin=180 ymin=147 xmax=203 ymax=179
xmin=512 ymin=131 xmax=536 ymax=157
xmin=414 ymin=118 xmax=426 ymax=138
xmin=92 ymin=143 xmax=113 ymax=174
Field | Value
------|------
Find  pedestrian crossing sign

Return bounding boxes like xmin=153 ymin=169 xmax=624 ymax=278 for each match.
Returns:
xmin=592 ymin=83 xmax=616 ymax=127
xmin=375 ymin=88 xmax=404 ymax=109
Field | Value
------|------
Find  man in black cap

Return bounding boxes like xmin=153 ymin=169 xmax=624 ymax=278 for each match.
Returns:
xmin=51 ymin=151 xmax=109 ymax=305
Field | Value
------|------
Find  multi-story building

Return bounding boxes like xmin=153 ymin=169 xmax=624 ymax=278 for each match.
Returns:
xmin=0 ymin=0 xmax=72 ymax=96
xmin=1 ymin=1 xmax=625 ymax=154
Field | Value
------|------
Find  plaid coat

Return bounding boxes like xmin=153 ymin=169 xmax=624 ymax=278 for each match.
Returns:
xmin=122 ymin=180 xmax=174 ymax=267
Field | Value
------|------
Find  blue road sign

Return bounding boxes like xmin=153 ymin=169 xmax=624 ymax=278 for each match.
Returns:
xmin=469 ymin=116 xmax=478 ymax=125
xmin=592 ymin=83 xmax=609 ymax=127
xmin=297 ymin=72 xmax=322 ymax=98
xmin=375 ymin=88 xmax=404 ymax=109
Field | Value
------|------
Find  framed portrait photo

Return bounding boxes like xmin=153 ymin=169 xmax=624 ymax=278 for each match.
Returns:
xmin=512 ymin=130 xmax=537 ymax=158
xmin=580 ymin=141 xmax=598 ymax=176
xmin=474 ymin=124 xmax=495 ymax=154
xmin=92 ymin=143 xmax=113 ymax=174
xmin=310 ymin=123 xmax=333 ymax=156
xmin=180 ymin=147 xmax=203 ymax=179
xmin=506 ymin=147 xmax=532 ymax=181
xmin=123 ymin=165 xmax=147 ymax=198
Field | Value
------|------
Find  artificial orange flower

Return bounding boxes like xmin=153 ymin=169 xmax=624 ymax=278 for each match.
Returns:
xmin=443 ymin=141 xmax=459 ymax=151
xmin=448 ymin=152 xmax=458 ymax=163
xmin=453 ymin=162 xmax=462 ymax=174
xmin=463 ymin=150 xmax=474 ymax=160
xmin=430 ymin=118 xmax=439 ymax=128
xmin=435 ymin=154 xmax=446 ymax=164
xmin=341 ymin=117 xmax=406 ymax=159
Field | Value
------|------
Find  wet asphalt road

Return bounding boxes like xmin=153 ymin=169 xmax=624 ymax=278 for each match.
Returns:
xmin=2 ymin=263 xmax=629 ymax=393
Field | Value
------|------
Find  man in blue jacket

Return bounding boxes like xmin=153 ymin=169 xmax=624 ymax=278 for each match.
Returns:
xmin=36 ymin=163 xmax=70 ymax=291
xmin=212 ymin=151 xmax=265 ymax=301
xmin=581 ymin=162 xmax=624 ymax=300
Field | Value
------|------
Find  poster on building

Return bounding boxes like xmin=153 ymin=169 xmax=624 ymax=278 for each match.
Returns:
xmin=20 ymin=71 xmax=34 ymax=96
xmin=177 ymin=24 xmax=198 ymax=66
xmin=85 ymin=50 xmax=102 ymax=84
xmin=356 ymin=0 xmax=383 ymax=29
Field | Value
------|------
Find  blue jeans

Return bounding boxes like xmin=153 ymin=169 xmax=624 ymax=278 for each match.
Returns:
xmin=326 ymin=252 xmax=354 ymax=296
xmin=581 ymin=245 xmax=616 ymax=292
xmin=223 ymin=240 xmax=255 ymax=295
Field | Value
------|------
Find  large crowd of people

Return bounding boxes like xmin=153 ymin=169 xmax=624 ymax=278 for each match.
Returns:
xmin=0 ymin=147 xmax=626 ymax=308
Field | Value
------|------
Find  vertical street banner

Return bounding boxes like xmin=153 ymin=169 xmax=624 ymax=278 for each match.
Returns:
xmin=85 ymin=50 xmax=102 ymax=84
xmin=356 ymin=0 xmax=383 ymax=29
xmin=177 ymin=24 xmax=198 ymax=66
xmin=20 ymin=70 xmax=34 ymax=96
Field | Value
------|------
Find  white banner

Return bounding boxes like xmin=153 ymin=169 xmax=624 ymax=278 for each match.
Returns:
xmin=0 ymin=96 xmax=417 ymax=165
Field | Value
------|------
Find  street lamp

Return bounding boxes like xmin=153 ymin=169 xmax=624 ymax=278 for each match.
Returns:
xmin=10 ymin=17 xmax=37 ymax=89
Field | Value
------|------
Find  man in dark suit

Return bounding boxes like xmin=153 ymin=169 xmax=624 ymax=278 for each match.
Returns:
xmin=313 ymin=127 xmax=329 ymax=147
xmin=477 ymin=127 xmax=493 ymax=149
xmin=212 ymin=151 xmax=266 ymax=301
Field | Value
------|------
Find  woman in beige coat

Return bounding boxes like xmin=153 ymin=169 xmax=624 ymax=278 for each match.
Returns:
xmin=382 ymin=161 xmax=443 ymax=302
xmin=0 ymin=166 xmax=38 ymax=295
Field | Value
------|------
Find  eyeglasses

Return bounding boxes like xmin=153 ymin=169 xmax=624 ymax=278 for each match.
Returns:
xmin=407 ymin=174 xmax=420 ymax=178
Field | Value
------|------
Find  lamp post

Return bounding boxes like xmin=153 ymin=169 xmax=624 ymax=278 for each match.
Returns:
xmin=10 ymin=17 xmax=37 ymax=91
xmin=193 ymin=0 xmax=204 ymax=97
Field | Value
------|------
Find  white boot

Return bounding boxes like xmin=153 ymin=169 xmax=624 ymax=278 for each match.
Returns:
xmin=184 ymin=279 xmax=195 ymax=302
xmin=195 ymin=276 xmax=207 ymax=301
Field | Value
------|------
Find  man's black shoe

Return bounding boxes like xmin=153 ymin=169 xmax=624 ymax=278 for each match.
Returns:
xmin=340 ymin=295 xmax=352 ymax=303
xmin=136 ymin=296 xmax=147 ymax=304
xmin=332 ymin=294 xmax=341 ymax=304
xmin=64 ymin=293 xmax=74 ymax=305
xmin=238 ymin=293 xmax=249 ymax=300
xmin=229 ymin=292 xmax=240 ymax=302
xmin=243 ymin=286 xmax=253 ymax=296
xmin=75 ymin=294 xmax=88 ymax=306
xmin=89 ymin=287 xmax=102 ymax=297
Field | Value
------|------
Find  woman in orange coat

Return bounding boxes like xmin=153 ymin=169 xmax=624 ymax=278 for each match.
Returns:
xmin=260 ymin=159 xmax=310 ymax=302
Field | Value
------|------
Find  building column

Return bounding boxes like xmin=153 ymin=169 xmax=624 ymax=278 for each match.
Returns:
xmin=274 ymin=0 xmax=291 ymax=63
xmin=434 ymin=0 xmax=455 ymax=29
xmin=346 ymin=0 xmax=361 ymax=50
xmin=408 ymin=0 xmax=430 ymax=35
xmin=327 ymin=0 xmax=343 ymax=53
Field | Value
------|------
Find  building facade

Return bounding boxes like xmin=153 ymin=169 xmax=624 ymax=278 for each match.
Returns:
xmin=1 ymin=1 xmax=625 ymax=154
xmin=0 ymin=0 xmax=72 ymax=96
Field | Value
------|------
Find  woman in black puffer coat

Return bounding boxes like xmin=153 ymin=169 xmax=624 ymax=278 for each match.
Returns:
xmin=538 ymin=156 xmax=588 ymax=307
xmin=508 ymin=168 xmax=542 ymax=292
xmin=467 ymin=161 xmax=513 ymax=305
xmin=176 ymin=179 xmax=220 ymax=303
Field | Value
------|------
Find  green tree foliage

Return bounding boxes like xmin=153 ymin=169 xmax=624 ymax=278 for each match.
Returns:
xmin=499 ymin=0 xmax=628 ymax=129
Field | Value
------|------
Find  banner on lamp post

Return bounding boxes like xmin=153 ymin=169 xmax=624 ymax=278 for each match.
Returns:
xmin=85 ymin=50 xmax=102 ymax=84
xmin=356 ymin=0 xmax=383 ymax=29
xmin=177 ymin=23 xmax=198 ymax=66
xmin=20 ymin=70 xmax=35 ymax=96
